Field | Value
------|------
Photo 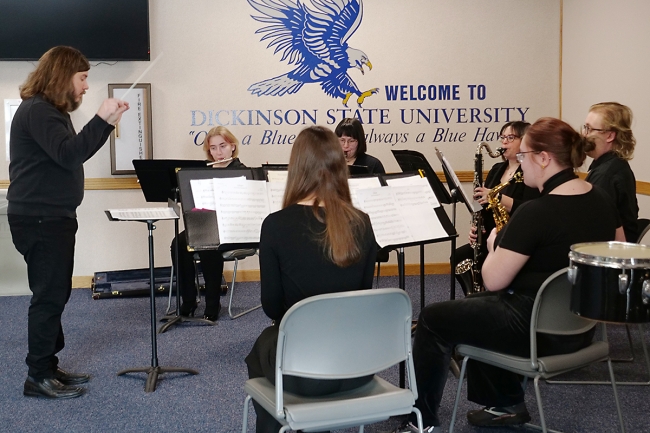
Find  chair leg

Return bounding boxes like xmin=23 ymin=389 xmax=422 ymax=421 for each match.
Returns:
xmin=448 ymin=356 xmax=469 ymax=433
xmin=228 ymin=258 xmax=262 ymax=319
xmin=375 ymin=262 xmax=381 ymax=289
xmin=533 ymin=376 xmax=547 ymax=433
xmin=412 ymin=407 xmax=424 ymax=433
xmin=607 ymin=358 xmax=627 ymax=433
xmin=242 ymin=395 xmax=251 ymax=433
xmin=358 ymin=425 xmax=364 ymax=433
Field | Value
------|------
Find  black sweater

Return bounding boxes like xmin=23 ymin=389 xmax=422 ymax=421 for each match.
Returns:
xmin=7 ymin=95 xmax=114 ymax=218
xmin=259 ymin=204 xmax=377 ymax=321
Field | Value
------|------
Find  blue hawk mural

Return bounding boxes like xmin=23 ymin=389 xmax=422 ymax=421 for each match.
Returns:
xmin=247 ymin=0 xmax=378 ymax=107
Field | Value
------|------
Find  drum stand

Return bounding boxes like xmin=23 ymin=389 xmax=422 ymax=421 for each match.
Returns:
xmin=117 ymin=219 xmax=198 ymax=392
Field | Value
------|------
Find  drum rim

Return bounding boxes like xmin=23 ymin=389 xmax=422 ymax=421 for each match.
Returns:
xmin=569 ymin=241 xmax=650 ymax=269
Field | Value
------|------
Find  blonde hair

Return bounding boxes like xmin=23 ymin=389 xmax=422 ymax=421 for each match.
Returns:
xmin=202 ymin=126 xmax=239 ymax=161
xmin=589 ymin=102 xmax=636 ymax=160
xmin=20 ymin=46 xmax=90 ymax=113
xmin=283 ymin=126 xmax=368 ymax=267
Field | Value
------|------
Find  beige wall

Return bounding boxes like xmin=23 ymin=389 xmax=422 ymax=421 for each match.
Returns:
xmin=14 ymin=0 xmax=645 ymax=282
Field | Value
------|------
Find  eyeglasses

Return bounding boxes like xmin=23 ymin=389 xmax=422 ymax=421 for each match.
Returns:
xmin=339 ymin=138 xmax=358 ymax=146
xmin=499 ymin=134 xmax=520 ymax=143
xmin=581 ymin=124 xmax=609 ymax=134
xmin=516 ymin=150 xmax=541 ymax=163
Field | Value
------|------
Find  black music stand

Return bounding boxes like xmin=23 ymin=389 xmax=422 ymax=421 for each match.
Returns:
xmin=391 ymin=150 xmax=459 ymax=301
xmin=106 ymin=204 xmax=198 ymax=392
xmin=133 ymin=159 xmax=216 ymax=333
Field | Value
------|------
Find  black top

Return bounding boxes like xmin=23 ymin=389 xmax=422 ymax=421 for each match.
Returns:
xmin=481 ymin=161 xmax=540 ymax=234
xmin=7 ymin=94 xmax=114 ymax=218
xmin=224 ymin=158 xmax=245 ymax=168
xmin=585 ymin=152 xmax=638 ymax=242
xmin=259 ymin=204 xmax=378 ymax=321
xmin=496 ymin=186 xmax=618 ymax=297
xmin=353 ymin=153 xmax=385 ymax=174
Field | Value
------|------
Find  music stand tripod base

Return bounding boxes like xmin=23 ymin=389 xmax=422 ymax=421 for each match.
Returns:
xmin=158 ymin=314 xmax=216 ymax=334
xmin=117 ymin=365 xmax=199 ymax=393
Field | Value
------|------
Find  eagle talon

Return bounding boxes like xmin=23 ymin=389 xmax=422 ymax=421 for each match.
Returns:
xmin=342 ymin=92 xmax=353 ymax=107
xmin=356 ymin=88 xmax=379 ymax=107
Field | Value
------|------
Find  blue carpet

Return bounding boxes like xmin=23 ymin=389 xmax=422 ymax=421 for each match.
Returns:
xmin=0 ymin=275 xmax=647 ymax=432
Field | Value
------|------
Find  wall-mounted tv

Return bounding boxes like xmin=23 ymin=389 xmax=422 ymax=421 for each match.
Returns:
xmin=0 ymin=0 xmax=150 ymax=61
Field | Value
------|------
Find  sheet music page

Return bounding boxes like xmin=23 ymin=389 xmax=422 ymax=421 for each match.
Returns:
xmin=386 ymin=176 xmax=441 ymax=208
xmin=355 ymin=187 xmax=413 ymax=248
xmin=190 ymin=179 xmax=216 ymax=210
xmin=108 ymin=207 xmax=178 ymax=221
xmin=266 ymin=170 xmax=288 ymax=183
xmin=437 ymin=150 xmax=482 ymax=212
xmin=348 ymin=177 xmax=382 ymax=210
xmin=213 ymin=178 xmax=270 ymax=243
xmin=390 ymin=185 xmax=448 ymax=242
xmin=267 ymin=181 xmax=286 ymax=213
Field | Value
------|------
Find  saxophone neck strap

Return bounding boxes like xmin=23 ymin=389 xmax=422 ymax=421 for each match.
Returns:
xmin=540 ymin=168 xmax=577 ymax=196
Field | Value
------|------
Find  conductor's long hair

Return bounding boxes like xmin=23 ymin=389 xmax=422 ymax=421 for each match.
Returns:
xmin=283 ymin=126 xmax=367 ymax=267
xmin=20 ymin=46 xmax=90 ymax=113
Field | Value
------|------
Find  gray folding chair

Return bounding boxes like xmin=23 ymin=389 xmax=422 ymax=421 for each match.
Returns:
xmin=242 ymin=288 xmax=424 ymax=433
xmin=449 ymin=268 xmax=626 ymax=433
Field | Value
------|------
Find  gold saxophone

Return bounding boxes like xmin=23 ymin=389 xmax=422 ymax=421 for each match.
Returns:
xmin=455 ymin=142 xmax=504 ymax=294
xmin=487 ymin=171 xmax=523 ymax=232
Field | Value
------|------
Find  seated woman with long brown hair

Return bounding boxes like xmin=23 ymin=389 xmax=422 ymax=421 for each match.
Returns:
xmin=245 ymin=126 xmax=378 ymax=433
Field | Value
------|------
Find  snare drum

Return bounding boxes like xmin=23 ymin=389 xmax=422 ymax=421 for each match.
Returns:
xmin=569 ymin=242 xmax=650 ymax=323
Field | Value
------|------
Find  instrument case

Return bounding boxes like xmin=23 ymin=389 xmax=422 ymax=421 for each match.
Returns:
xmin=91 ymin=267 xmax=204 ymax=300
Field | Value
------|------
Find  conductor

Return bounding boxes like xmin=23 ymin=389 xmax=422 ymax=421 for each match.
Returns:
xmin=7 ymin=46 xmax=129 ymax=399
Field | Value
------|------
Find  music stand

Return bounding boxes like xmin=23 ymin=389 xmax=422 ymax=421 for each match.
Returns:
xmin=132 ymin=159 xmax=215 ymax=333
xmin=106 ymin=204 xmax=198 ymax=392
xmin=391 ymin=150 xmax=460 ymax=301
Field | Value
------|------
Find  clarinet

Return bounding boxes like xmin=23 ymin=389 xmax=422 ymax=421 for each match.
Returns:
xmin=455 ymin=142 xmax=504 ymax=294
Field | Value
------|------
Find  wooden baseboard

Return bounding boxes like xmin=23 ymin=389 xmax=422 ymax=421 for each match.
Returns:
xmin=72 ymin=262 xmax=453 ymax=289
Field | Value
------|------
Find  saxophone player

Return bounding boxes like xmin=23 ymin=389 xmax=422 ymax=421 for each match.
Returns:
xmin=455 ymin=121 xmax=540 ymax=295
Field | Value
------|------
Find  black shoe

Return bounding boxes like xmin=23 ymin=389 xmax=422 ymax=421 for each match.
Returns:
xmin=179 ymin=300 xmax=197 ymax=317
xmin=54 ymin=367 xmax=90 ymax=385
xmin=467 ymin=403 xmax=531 ymax=427
xmin=203 ymin=301 xmax=221 ymax=322
xmin=23 ymin=377 xmax=85 ymax=399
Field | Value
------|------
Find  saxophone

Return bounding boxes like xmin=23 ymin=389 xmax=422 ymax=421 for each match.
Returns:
xmin=455 ymin=142 xmax=504 ymax=294
xmin=487 ymin=171 xmax=523 ymax=232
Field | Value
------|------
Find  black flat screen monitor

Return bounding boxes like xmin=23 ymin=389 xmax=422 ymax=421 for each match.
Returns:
xmin=0 ymin=0 xmax=150 ymax=61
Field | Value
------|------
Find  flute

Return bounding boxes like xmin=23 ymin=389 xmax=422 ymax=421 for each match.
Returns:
xmin=207 ymin=157 xmax=234 ymax=166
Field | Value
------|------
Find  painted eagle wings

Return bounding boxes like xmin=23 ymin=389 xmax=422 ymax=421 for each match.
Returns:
xmin=247 ymin=0 xmax=378 ymax=106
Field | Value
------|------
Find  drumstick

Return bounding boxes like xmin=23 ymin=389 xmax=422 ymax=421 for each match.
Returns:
xmin=121 ymin=52 xmax=164 ymax=100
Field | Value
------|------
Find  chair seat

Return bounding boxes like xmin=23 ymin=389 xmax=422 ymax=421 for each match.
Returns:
xmin=457 ymin=340 xmax=610 ymax=378
xmin=222 ymin=248 xmax=256 ymax=261
xmin=244 ymin=376 xmax=416 ymax=431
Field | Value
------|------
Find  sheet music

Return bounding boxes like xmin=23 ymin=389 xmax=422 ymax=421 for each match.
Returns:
xmin=355 ymin=187 xmax=413 ymax=247
xmin=386 ymin=176 xmax=441 ymax=208
xmin=190 ymin=176 xmax=247 ymax=210
xmin=435 ymin=148 xmax=482 ymax=212
xmin=107 ymin=207 xmax=178 ymax=221
xmin=348 ymin=177 xmax=382 ymax=210
xmin=267 ymin=181 xmax=286 ymax=213
xmin=213 ymin=178 xmax=270 ymax=243
xmin=390 ymin=185 xmax=448 ymax=241
xmin=266 ymin=170 xmax=288 ymax=183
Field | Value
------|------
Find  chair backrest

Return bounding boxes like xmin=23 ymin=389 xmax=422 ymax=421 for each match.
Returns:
xmin=530 ymin=268 xmax=597 ymax=364
xmin=277 ymin=288 xmax=413 ymax=379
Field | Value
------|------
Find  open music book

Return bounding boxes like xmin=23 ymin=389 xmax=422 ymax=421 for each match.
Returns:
xmin=186 ymin=173 xmax=450 ymax=248
xmin=106 ymin=207 xmax=179 ymax=221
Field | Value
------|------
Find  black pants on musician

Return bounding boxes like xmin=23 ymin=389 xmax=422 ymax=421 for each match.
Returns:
xmin=412 ymin=290 xmax=594 ymax=427
xmin=245 ymin=325 xmax=374 ymax=433
xmin=170 ymin=230 xmax=224 ymax=310
xmin=8 ymin=215 xmax=77 ymax=380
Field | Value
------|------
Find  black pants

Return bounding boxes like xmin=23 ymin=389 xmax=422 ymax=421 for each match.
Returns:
xmin=170 ymin=230 xmax=224 ymax=306
xmin=245 ymin=325 xmax=373 ymax=433
xmin=8 ymin=215 xmax=77 ymax=380
xmin=412 ymin=290 xmax=594 ymax=427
